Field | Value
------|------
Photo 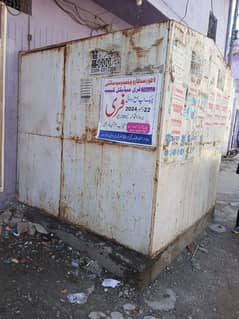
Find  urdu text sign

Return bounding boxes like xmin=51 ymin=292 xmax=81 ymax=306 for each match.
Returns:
xmin=97 ymin=74 xmax=161 ymax=147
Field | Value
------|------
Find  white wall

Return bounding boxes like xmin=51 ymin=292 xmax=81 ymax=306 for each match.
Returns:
xmin=148 ymin=0 xmax=230 ymax=54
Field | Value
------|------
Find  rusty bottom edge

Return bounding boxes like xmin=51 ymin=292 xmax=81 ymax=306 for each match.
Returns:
xmin=131 ymin=207 xmax=214 ymax=289
xmin=17 ymin=199 xmax=214 ymax=289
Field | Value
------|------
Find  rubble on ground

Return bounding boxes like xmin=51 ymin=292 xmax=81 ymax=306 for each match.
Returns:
xmin=0 ymin=190 xmax=237 ymax=319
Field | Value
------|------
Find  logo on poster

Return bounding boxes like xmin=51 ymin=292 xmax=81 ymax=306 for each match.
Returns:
xmin=105 ymin=94 xmax=125 ymax=118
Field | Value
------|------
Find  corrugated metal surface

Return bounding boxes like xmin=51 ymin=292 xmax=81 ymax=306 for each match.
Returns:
xmin=18 ymin=22 xmax=234 ymax=256
xmin=18 ymin=133 xmax=62 ymax=215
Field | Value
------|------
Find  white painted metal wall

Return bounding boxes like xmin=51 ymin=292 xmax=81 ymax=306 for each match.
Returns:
xmin=18 ymin=22 xmax=234 ymax=256
xmin=18 ymin=47 xmax=65 ymax=216
xmin=19 ymin=24 xmax=169 ymax=254
xmin=151 ymin=22 xmax=234 ymax=254
xmin=3 ymin=0 xmax=130 ymax=209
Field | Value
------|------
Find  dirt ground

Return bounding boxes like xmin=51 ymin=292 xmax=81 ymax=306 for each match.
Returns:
xmin=0 ymin=156 xmax=238 ymax=319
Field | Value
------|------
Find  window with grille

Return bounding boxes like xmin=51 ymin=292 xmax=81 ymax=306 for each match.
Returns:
xmin=2 ymin=0 xmax=32 ymax=15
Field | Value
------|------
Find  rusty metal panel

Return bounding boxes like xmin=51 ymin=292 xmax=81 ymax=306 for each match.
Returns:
xmin=18 ymin=47 xmax=65 ymax=216
xmin=151 ymin=21 xmax=234 ymax=255
xmin=17 ymin=21 xmax=234 ymax=257
xmin=18 ymin=133 xmax=62 ymax=216
xmin=61 ymin=23 xmax=168 ymax=254
xmin=19 ymin=48 xmax=65 ymax=137
xmin=61 ymin=141 xmax=157 ymax=253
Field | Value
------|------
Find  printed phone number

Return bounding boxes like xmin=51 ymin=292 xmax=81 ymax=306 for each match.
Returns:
xmin=125 ymin=106 xmax=151 ymax=112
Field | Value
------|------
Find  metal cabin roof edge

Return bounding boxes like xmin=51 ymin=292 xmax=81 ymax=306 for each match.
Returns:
xmin=19 ymin=20 xmax=170 ymax=56
xmin=169 ymin=20 xmax=232 ymax=72
xmin=19 ymin=20 xmax=231 ymax=73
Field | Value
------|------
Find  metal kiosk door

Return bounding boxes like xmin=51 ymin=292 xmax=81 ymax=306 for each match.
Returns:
xmin=18 ymin=47 xmax=65 ymax=216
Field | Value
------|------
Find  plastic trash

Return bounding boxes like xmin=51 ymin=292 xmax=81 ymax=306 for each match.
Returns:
xmin=208 ymin=223 xmax=226 ymax=233
xmin=67 ymin=286 xmax=94 ymax=304
xmin=34 ymin=223 xmax=48 ymax=235
xmin=71 ymin=260 xmax=79 ymax=268
xmin=67 ymin=292 xmax=88 ymax=304
xmin=102 ymin=279 xmax=120 ymax=288
xmin=12 ymin=232 xmax=20 ymax=237
xmin=10 ymin=258 xmax=19 ymax=264
xmin=3 ymin=258 xmax=11 ymax=265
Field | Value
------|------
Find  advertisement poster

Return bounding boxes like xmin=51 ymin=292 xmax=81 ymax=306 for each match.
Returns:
xmin=97 ymin=74 xmax=161 ymax=146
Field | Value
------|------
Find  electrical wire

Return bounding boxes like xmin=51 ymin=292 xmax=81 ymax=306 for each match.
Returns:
xmin=180 ymin=0 xmax=190 ymax=22
xmin=62 ymin=0 xmax=103 ymax=25
xmin=62 ymin=0 xmax=105 ymax=20
xmin=54 ymin=0 xmax=88 ymax=25
xmin=159 ymin=0 xmax=188 ymax=25
xmin=54 ymin=0 xmax=109 ymax=32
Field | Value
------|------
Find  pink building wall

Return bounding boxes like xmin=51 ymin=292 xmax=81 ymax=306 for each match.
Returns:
xmin=148 ymin=0 xmax=231 ymax=54
xmin=2 ymin=0 xmax=130 ymax=208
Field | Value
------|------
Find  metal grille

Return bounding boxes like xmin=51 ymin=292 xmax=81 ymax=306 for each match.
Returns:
xmin=190 ymin=51 xmax=202 ymax=79
xmin=80 ymin=79 xmax=93 ymax=98
xmin=2 ymin=0 xmax=32 ymax=15
xmin=217 ymin=69 xmax=225 ymax=90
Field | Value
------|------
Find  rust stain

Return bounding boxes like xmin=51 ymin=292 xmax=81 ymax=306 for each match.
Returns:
xmin=150 ymin=208 xmax=214 ymax=258
xmin=69 ymin=128 xmax=157 ymax=152
xmin=78 ymin=191 xmax=84 ymax=202
xmin=126 ymin=30 xmax=163 ymax=58
xmin=59 ymin=46 xmax=67 ymax=218
xmin=153 ymin=160 xmax=159 ymax=185
xmin=95 ymin=167 xmax=103 ymax=187
xmin=129 ymin=38 xmax=146 ymax=58
xmin=152 ymin=38 xmax=163 ymax=47
xmin=123 ymin=28 xmax=147 ymax=58
xmin=122 ymin=27 xmax=144 ymax=38
xmin=169 ymin=64 xmax=175 ymax=82
xmin=60 ymin=203 xmax=68 ymax=219
xmin=62 ymin=46 xmax=68 ymax=123
xmin=71 ymin=127 xmax=98 ymax=143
